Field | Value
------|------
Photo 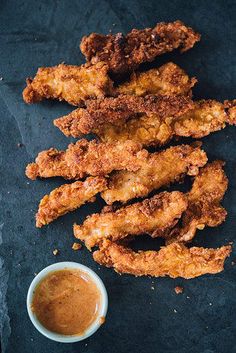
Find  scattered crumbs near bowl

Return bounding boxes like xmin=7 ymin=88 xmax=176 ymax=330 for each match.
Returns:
xmin=72 ymin=242 xmax=82 ymax=251
xmin=173 ymin=309 xmax=177 ymax=313
xmin=17 ymin=143 xmax=24 ymax=148
xmin=174 ymin=286 xmax=183 ymax=294
xmin=99 ymin=316 xmax=105 ymax=325
xmin=151 ymin=286 xmax=154 ymax=290
xmin=0 ymin=77 xmax=3 ymax=81
xmin=52 ymin=249 xmax=59 ymax=256
xmin=231 ymin=261 xmax=235 ymax=266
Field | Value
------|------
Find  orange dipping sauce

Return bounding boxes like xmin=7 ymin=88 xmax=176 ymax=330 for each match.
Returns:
xmin=31 ymin=269 xmax=102 ymax=335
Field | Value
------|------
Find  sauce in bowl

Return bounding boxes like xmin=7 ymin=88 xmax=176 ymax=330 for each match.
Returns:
xmin=31 ymin=269 xmax=102 ymax=336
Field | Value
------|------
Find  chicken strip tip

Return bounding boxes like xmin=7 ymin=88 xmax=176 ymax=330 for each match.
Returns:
xmin=36 ymin=176 xmax=107 ymax=227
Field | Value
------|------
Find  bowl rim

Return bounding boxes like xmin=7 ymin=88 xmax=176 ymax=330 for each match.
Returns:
xmin=27 ymin=261 xmax=108 ymax=343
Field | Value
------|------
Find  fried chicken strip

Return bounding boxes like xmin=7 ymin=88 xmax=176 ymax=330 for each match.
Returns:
xmin=36 ymin=176 xmax=107 ymax=228
xmin=54 ymin=94 xmax=193 ymax=137
xmin=25 ymin=139 xmax=146 ymax=180
xmin=101 ymin=144 xmax=207 ymax=205
xmin=93 ymin=240 xmax=231 ymax=279
xmin=80 ymin=20 xmax=200 ymax=76
xmin=96 ymin=100 xmax=236 ymax=146
xmin=74 ymin=191 xmax=188 ymax=249
xmin=117 ymin=62 xmax=196 ymax=96
xmin=166 ymin=161 xmax=228 ymax=244
xmin=23 ymin=62 xmax=114 ymax=106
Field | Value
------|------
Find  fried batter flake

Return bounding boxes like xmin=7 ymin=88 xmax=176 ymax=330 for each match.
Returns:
xmin=80 ymin=21 xmax=200 ymax=76
xmin=25 ymin=139 xmax=146 ymax=180
xmin=97 ymin=100 xmax=236 ymax=146
xmin=101 ymin=144 xmax=207 ymax=205
xmin=23 ymin=62 xmax=114 ymax=106
xmin=36 ymin=176 xmax=107 ymax=227
xmin=93 ymin=240 xmax=231 ymax=279
xmin=74 ymin=191 xmax=188 ymax=249
xmin=54 ymin=94 xmax=193 ymax=137
xmin=166 ymin=161 xmax=228 ymax=243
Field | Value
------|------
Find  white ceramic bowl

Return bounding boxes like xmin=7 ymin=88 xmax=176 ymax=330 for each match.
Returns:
xmin=27 ymin=262 xmax=108 ymax=343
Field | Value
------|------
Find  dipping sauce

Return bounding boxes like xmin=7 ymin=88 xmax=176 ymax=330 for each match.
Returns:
xmin=31 ymin=269 xmax=102 ymax=335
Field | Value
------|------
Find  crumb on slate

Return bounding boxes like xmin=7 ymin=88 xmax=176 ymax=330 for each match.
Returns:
xmin=174 ymin=286 xmax=183 ymax=294
xmin=72 ymin=242 xmax=82 ymax=251
xmin=231 ymin=261 xmax=235 ymax=266
xmin=53 ymin=249 xmax=59 ymax=256
xmin=17 ymin=143 xmax=24 ymax=148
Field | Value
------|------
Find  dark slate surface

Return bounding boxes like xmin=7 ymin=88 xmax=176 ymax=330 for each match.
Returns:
xmin=0 ymin=1 xmax=236 ymax=352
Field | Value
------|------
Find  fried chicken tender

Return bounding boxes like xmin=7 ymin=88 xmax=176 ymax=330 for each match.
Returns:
xmin=166 ymin=161 xmax=228 ymax=244
xmin=25 ymin=139 xmax=146 ymax=180
xmin=54 ymin=94 xmax=193 ymax=137
xmin=101 ymin=144 xmax=207 ymax=205
xmin=36 ymin=176 xmax=107 ymax=228
xmin=117 ymin=62 xmax=196 ymax=96
xmin=97 ymin=100 xmax=236 ymax=146
xmin=74 ymin=191 xmax=188 ymax=249
xmin=22 ymin=62 xmax=114 ymax=106
xmin=80 ymin=20 xmax=200 ymax=76
xmin=93 ymin=240 xmax=231 ymax=279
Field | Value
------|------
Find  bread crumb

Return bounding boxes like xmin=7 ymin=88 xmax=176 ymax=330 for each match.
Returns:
xmin=53 ymin=249 xmax=59 ymax=256
xmin=17 ymin=143 xmax=24 ymax=148
xmin=72 ymin=242 xmax=82 ymax=251
xmin=151 ymin=286 xmax=155 ymax=290
xmin=99 ymin=316 xmax=105 ymax=325
xmin=174 ymin=286 xmax=183 ymax=294
xmin=173 ymin=309 xmax=177 ymax=313
xmin=231 ymin=261 xmax=235 ymax=266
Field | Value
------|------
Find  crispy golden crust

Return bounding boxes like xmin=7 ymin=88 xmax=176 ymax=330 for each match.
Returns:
xmin=101 ymin=144 xmax=207 ymax=205
xmin=54 ymin=94 xmax=193 ymax=137
xmin=25 ymin=139 xmax=146 ymax=180
xmin=97 ymin=100 xmax=236 ymax=146
xmin=74 ymin=191 xmax=188 ymax=249
xmin=80 ymin=21 xmax=200 ymax=76
xmin=117 ymin=62 xmax=196 ymax=96
xmin=22 ymin=62 xmax=114 ymax=106
xmin=93 ymin=240 xmax=231 ymax=279
xmin=224 ymin=99 xmax=236 ymax=124
xmin=166 ymin=161 xmax=228 ymax=244
xmin=36 ymin=176 xmax=107 ymax=228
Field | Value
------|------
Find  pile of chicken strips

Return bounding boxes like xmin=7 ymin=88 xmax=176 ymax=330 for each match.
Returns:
xmin=23 ymin=21 xmax=236 ymax=279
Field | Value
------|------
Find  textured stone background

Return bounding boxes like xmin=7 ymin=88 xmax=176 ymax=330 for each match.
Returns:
xmin=0 ymin=1 xmax=236 ymax=352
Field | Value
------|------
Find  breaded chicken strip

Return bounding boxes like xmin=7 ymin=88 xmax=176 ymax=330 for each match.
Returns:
xmin=74 ymin=191 xmax=188 ymax=249
xmin=80 ymin=20 xmax=200 ymax=76
xmin=25 ymin=139 xmax=146 ymax=180
xmin=23 ymin=62 xmax=114 ymax=106
xmin=101 ymin=144 xmax=207 ymax=205
xmin=36 ymin=176 xmax=107 ymax=228
xmin=54 ymin=94 xmax=193 ymax=137
xmin=93 ymin=240 xmax=231 ymax=279
xmin=166 ymin=161 xmax=228 ymax=244
xmin=117 ymin=62 xmax=196 ymax=96
xmin=96 ymin=100 xmax=236 ymax=146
